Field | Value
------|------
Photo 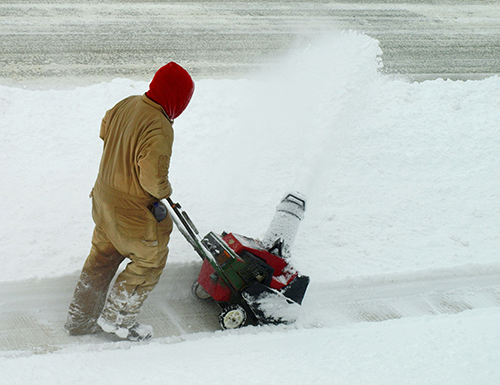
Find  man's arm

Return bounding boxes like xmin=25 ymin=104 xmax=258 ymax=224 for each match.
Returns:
xmin=137 ymin=132 xmax=173 ymax=199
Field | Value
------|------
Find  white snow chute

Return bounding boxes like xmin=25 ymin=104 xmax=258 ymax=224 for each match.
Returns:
xmin=262 ymin=191 xmax=306 ymax=259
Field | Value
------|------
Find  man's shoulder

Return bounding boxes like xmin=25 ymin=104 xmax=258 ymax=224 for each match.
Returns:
xmin=115 ymin=95 xmax=166 ymax=118
xmin=114 ymin=95 xmax=160 ymax=118
xmin=107 ymin=95 xmax=141 ymax=113
xmin=134 ymin=97 xmax=173 ymax=139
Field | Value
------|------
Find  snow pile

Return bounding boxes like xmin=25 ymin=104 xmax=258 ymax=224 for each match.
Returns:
xmin=1 ymin=31 xmax=498 ymax=283
xmin=1 ymin=31 xmax=500 ymax=383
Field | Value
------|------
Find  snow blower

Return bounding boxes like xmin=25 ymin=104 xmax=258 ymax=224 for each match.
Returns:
xmin=163 ymin=193 xmax=310 ymax=330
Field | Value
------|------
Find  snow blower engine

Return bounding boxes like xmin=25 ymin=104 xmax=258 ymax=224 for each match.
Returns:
xmin=163 ymin=192 xmax=310 ymax=330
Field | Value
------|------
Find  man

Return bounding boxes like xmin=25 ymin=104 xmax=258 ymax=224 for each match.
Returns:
xmin=65 ymin=62 xmax=195 ymax=341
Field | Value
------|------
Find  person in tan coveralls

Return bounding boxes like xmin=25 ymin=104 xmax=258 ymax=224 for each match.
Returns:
xmin=65 ymin=62 xmax=195 ymax=341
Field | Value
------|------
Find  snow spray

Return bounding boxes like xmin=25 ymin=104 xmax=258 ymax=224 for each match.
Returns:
xmin=261 ymin=31 xmax=383 ymax=199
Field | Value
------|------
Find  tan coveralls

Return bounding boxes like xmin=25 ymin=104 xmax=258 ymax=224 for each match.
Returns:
xmin=65 ymin=94 xmax=174 ymax=335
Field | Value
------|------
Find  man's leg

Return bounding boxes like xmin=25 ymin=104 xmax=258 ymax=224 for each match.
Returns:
xmin=65 ymin=226 xmax=124 ymax=335
xmin=98 ymin=249 xmax=168 ymax=330
xmin=98 ymin=216 xmax=172 ymax=339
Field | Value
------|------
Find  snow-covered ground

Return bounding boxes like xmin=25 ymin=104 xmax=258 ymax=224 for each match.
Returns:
xmin=1 ymin=31 xmax=500 ymax=383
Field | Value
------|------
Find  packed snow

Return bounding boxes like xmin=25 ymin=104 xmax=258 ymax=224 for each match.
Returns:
xmin=1 ymin=31 xmax=500 ymax=383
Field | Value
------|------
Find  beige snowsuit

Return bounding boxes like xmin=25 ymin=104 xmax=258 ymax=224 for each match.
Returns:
xmin=65 ymin=94 xmax=174 ymax=335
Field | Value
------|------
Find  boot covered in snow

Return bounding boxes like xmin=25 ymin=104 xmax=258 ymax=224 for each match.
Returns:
xmin=97 ymin=279 xmax=152 ymax=335
xmin=64 ymin=270 xmax=113 ymax=336
xmin=65 ymin=312 xmax=98 ymax=336
xmin=96 ymin=271 xmax=157 ymax=340
xmin=97 ymin=316 xmax=153 ymax=341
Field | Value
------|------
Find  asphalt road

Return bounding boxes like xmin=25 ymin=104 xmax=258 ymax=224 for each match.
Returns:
xmin=1 ymin=0 xmax=499 ymax=86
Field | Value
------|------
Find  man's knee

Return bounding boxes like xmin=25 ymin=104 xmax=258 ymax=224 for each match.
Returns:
xmin=118 ymin=258 xmax=166 ymax=288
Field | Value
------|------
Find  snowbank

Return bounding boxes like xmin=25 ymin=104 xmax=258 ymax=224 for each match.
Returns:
xmin=1 ymin=31 xmax=498 ymax=283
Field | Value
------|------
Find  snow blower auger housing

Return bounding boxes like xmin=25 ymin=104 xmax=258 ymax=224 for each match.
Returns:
xmin=164 ymin=193 xmax=310 ymax=330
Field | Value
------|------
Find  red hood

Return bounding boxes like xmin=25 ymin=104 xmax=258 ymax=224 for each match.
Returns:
xmin=146 ymin=62 xmax=195 ymax=120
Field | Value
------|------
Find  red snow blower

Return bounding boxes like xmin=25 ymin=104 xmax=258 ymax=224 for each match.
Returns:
xmin=163 ymin=193 xmax=310 ymax=330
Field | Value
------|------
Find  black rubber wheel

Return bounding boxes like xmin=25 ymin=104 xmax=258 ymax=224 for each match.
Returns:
xmin=219 ymin=304 xmax=247 ymax=330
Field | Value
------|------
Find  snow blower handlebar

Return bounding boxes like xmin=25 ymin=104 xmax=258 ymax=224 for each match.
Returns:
xmin=163 ymin=198 xmax=236 ymax=267
xmin=163 ymin=197 xmax=243 ymax=293
xmin=163 ymin=197 xmax=206 ymax=260
xmin=164 ymin=198 xmax=198 ymax=237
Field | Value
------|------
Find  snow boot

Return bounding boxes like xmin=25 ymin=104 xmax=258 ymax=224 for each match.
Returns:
xmin=97 ymin=316 xmax=153 ymax=341
xmin=64 ymin=316 xmax=98 ymax=336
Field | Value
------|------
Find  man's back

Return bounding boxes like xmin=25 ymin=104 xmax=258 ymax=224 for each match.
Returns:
xmin=98 ymin=94 xmax=173 ymax=200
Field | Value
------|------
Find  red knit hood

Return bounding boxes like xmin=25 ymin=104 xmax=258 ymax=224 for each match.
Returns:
xmin=146 ymin=62 xmax=195 ymax=120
